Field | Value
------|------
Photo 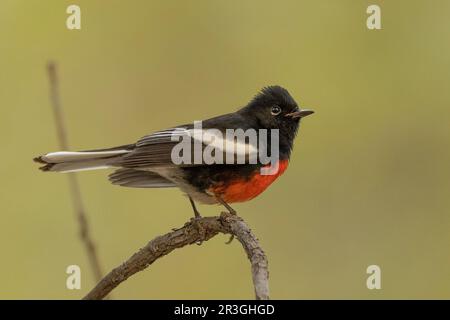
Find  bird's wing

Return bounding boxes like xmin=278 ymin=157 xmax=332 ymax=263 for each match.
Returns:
xmin=116 ymin=117 xmax=260 ymax=169
xmin=116 ymin=127 xmax=192 ymax=168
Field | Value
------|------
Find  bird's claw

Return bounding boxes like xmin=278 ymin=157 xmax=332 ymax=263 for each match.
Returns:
xmin=225 ymin=234 xmax=235 ymax=244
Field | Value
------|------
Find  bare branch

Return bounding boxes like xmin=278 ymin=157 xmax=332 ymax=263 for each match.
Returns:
xmin=46 ymin=62 xmax=104 ymax=283
xmin=83 ymin=212 xmax=269 ymax=300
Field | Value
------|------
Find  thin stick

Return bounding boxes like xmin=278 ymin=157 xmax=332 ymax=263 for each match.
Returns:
xmin=47 ymin=62 xmax=104 ymax=283
xmin=83 ymin=212 xmax=269 ymax=300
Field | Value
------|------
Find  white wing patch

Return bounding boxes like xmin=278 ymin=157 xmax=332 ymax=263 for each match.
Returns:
xmin=137 ymin=127 xmax=258 ymax=157
xmin=188 ymin=129 xmax=259 ymax=158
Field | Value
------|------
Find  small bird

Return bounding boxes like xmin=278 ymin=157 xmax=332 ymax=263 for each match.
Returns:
xmin=34 ymin=86 xmax=314 ymax=217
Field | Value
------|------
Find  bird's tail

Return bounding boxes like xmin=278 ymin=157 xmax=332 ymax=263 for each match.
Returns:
xmin=33 ymin=145 xmax=133 ymax=173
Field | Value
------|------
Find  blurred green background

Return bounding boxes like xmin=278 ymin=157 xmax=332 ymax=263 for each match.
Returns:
xmin=1 ymin=0 xmax=449 ymax=299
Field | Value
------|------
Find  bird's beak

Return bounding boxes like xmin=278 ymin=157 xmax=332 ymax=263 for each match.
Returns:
xmin=285 ymin=109 xmax=315 ymax=119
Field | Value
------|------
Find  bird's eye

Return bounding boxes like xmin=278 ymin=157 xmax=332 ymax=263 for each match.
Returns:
xmin=271 ymin=105 xmax=282 ymax=116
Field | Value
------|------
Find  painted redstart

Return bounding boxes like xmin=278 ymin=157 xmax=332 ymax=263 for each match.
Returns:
xmin=34 ymin=86 xmax=314 ymax=217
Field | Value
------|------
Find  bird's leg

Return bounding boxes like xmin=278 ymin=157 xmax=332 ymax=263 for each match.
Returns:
xmin=216 ymin=196 xmax=237 ymax=215
xmin=189 ymin=196 xmax=202 ymax=219
xmin=187 ymin=196 xmax=206 ymax=245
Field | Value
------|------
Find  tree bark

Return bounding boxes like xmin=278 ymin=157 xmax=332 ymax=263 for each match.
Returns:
xmin=83 ymin=212 xmax=269 ymax=300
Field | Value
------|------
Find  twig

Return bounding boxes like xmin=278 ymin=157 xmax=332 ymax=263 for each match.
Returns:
xmin=83 ymin=212 xmax=269 ymax=300
xmin=46 ymin=62 xmax=104 ymax=283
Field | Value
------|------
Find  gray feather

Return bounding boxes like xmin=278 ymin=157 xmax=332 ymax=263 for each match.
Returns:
xmin=108 ymin=168 xmax=175 ymax=188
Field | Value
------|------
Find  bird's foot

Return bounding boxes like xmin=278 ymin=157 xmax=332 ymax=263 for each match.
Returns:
xmin=190 ymin=216 xmax=206 ymax=245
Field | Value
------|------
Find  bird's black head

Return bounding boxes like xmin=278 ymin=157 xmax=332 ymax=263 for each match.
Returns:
xmin=239 ymin=86 xmax=314 ymax=154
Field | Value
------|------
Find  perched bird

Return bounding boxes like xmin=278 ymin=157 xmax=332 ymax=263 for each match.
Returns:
xmin=34 ymin=86 xmax=314 ymax=217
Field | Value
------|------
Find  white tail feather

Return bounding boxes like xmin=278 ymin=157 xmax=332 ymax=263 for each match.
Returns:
xmin=42 ymin=150 xmax=129 ymax=163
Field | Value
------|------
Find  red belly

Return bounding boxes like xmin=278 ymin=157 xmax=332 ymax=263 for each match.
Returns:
xmin=209 ymin=160 xmax=289 ymax=203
